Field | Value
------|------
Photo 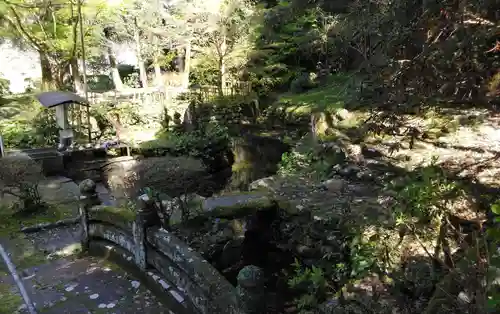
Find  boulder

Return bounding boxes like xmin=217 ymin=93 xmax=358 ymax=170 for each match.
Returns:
xmin=319 ymin=178 xmax=346 ymax=192
xmin=103 ymin=156 xmax=206 ymax=205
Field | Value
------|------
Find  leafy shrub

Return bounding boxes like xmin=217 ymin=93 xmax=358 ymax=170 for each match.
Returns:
xmin=0 ymin=156 xmax=46 ymax=214
xmin=155 ymin=122 xmax=232 ymax=172
xmin=0 ymin=77 xmax=10 ymax=96
xmin=209 ymin=94 xmax=260 ymax=124
xmin=0 ymin=109 xmax=59 ymax=148
xmin=486 ymin=201 xmax=500 ymax=312
xmin=389 ymin=158 xmax=459 ymax=230
xmin=278 ymin=142 xmax=342 ymax=180
xmin=288 ymin=258 xmax=329 ymax=311
xmin=290 ymin=72 xmax=318 ymax=93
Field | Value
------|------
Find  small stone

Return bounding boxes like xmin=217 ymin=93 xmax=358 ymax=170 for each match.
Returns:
xmin=237 ymin=265 xmax=265 ymax=288
xmin=131 ymin=281 xmax=140 ymax=289
xmin=107 ymin=303 xmax=116 ymax=308
xmin=89 ymin=293 xmax=99 ymax=299
xmin=296 ymin=244 xmax=319 ymax=258
xmin=65 ymin=284 xmax=78 ymax=292
xmin=169 ymin=290 xmax=184 ymax=303
xmin=98 ymin=304 xmax=107 ymax=309
xmin=159 ymin=279 xmax=170 ymax=290
xmin=79 ymin=179 xmax=97 ymax=194
xmin=457 ymin=291 xmax=471 ymax=304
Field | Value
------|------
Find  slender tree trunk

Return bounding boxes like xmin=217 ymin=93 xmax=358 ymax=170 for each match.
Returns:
xmin=70 ymin=58 xmax=84 ymax=94
xmin=217 ymin=36 xmax=227 ymax=96
xmin=106 ymin=46 xmax=123 ymax=91
xmin=134 ymin=18 xmax=148 ymax=88
xmin=182 ymin=40 xmax=192 ymax=89
xmin=138 ymin=61 xmax=148 ymax=88
xmin=153 ymin=36 xmax=162 ymax=86
xmin=217 ymin=55 xmax=224 ymax=96
xmin=154 ymin=57 xmax=162 ymax=86
xmin=39 ymin=52 xmax=56 ymax=91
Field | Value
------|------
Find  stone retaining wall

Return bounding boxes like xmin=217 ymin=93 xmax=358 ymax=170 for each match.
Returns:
xmin=78 ymin=179 xmax=263 ymax=314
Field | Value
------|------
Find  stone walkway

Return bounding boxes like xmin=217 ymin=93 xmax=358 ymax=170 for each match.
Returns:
xmin=0 ymin=225 xmax=177 ymax=314
xmin=0 ymin=173 xmax=176 ymax=314
xmin=6 ymin=257 xmax=172 ymax=314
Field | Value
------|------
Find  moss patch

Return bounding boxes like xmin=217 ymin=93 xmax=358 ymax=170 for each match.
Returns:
xmin=208 ymin=196 xmax=275 ymax=218
xmin=0 ymin=282 xmax=23 ymax=313
xmin=0 ymin=204 xmax=75 ymax=236
xmin=0 ymin=205 xmax=71 ymax=270
xmin=277 ymin=74 xmax=353 ymax=113
xmin=94 ymin=206 xmax=136 ymax=223
xmin=0 ymin=235 xmax=48 ymax=272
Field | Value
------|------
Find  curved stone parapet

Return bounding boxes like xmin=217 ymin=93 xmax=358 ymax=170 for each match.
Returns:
xmin=146 ymin=227 xmax=242 ymax=313
xmin=78 ymin=180 xmax=247 ymax=314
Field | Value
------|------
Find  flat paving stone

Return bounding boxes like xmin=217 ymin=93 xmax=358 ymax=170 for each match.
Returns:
xmin=1 ymin=257 xmax=175 ymax=314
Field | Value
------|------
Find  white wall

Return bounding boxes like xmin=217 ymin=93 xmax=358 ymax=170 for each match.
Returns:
xmin=0 ymin=40 xmax=137 ymax=94
xmin=0 ymin=41 xmax=41 ymax=93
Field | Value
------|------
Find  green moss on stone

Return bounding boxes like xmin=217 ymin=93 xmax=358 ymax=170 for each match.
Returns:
xmin=97 ymin=206 xmax=136 ymax=223
xmin=209 ymin=197 xmax=275 ymax=218
xmin=0 ymin=204 xmax=74 ymax=237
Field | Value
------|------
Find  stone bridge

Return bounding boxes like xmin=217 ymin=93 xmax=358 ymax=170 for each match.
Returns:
xmin=0 ymin=179 xmax=267 ymax=314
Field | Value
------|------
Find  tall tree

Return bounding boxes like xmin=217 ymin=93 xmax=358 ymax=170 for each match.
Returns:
xmin=158 ymin=0 xmax=254 ymax=90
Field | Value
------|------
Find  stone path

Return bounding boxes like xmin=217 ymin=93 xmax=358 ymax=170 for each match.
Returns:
xmin=0 ymin=173 xmax=186 ymax=313
xmin=4 ymin=257 xmax=172 ymax=314
xmin=0 ymin=224 xmax=178 ymax=314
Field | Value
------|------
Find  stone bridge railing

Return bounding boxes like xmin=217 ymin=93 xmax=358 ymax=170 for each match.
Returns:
xmin=78 ymin=179 xmax=264 ymax=314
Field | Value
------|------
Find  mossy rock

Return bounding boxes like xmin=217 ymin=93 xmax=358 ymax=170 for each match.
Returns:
xmin=88 ymin=205 xmax=136 ymax=229
xmin=202 ymin=192 xmax=276 ymax=219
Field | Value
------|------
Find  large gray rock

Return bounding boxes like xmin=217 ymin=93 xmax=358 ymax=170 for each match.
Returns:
xmin=103 ymin=156 xmax=205 ymax=205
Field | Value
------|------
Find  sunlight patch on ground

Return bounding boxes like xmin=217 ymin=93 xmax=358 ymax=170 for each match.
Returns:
xmin=48 ymin=243 xmax=82 ymax=260
xmin=123 ymin=128 xmax=160 ymax=145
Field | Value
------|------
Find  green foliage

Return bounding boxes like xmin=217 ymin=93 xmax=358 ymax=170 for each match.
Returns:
xmin=486 ymin=201 xmax=500 ymax=312
xmin=167 ymin=123 xmax=230 ymax=157
xmin=146 ymin=122 xmax=231 ymax=171
xmin=0 ymin=156 xmax=46 ymax=214
xmin=248 ymin=2 xmax=329 ymax=94
xmin=348 ymin=234 xmax=378 ymax=279
xmin=288 ymin=258 xmax=329 ymax=311
xmin=209 ymin=94 xmax=260 ymax=124
xmin=190 ymin=55 xmax=221 ymax=86
xmin=0 ymin=109 xmax=59 ymax=148
xmin=289 ymin=72 xmax=317 ymax=93
xmin=278 ymin=151 xmax=315 ymax=175
xmin=0 ymin=77 xmax=10 ymax=95
xmin=278 ymin=74 xmax=354 ymax=114
xmin=390 ymin=158 xmax=459 ymax=227
xmin=278 ymin=142 xmax=342 ymax=180
xmin=140 ymin=186 xmax=173 ymax=228
xmin=87 ymin=75 xmax=114 ymax=92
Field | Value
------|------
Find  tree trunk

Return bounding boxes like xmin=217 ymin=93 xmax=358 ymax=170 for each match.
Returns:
xmin=153 ymin=57 xmax=162 ymax=86
xmin=138 ymin=61 xmax=148 ymax=88
xmin=217 ymin=56 xmax=224 ymax=96
xmin=107 ymin=45 xmax=123 ymax=91
xmin=70 ymin=58 xmax=84 ymax=94
xmin=134 ymin=18 xmax=148 ymax=88
xmin=217 ymin=36 xmax=227 ymax=96
xmin=39 ymin=52 xmax=56 ymax=91
xmin=153 ymin=36 xmax=163 ymax=86
xmin=182 ymin=40 xmax=192 ymax=89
